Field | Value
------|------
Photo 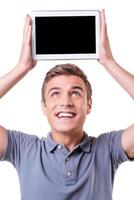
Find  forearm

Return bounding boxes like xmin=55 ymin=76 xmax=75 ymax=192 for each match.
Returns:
xmin=103 ymin=59 xmax=134 ymax=100
xmin=0 ymin=65 xmax=30 ymax=98
xmin=0 ymin=15 xmax=37 ymax=98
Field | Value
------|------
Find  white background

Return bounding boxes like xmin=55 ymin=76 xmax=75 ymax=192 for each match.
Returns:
xmin=0 ymin=0 xmax=134 ymax=199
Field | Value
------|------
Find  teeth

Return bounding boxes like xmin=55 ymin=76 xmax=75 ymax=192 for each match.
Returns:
xmin=57 ymin=112 xmax=75 ymax=118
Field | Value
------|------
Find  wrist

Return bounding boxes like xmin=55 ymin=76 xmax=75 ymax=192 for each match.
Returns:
xmin=16 ymin=63 xmax=31 ymax=73
xmin=100 ymin=57 xmax=116 ymax=68
xmin=15 ymin=64 xmax=31 ymax=77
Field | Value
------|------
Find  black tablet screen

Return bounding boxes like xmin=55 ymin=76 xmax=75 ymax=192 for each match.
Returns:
xmin=35 ymin=16 xmax=96 ymax=54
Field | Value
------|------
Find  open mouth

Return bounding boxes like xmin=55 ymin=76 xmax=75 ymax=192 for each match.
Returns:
xmin=56 ymin=112 xmax=76 ymax=119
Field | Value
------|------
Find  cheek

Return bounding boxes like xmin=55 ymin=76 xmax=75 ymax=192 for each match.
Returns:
xmin=82 ymin=106 xmax=89 ymax=116
xmin=77 ymin=102 xmax=88 ymax=117
xmin=44 ymin=101 xmax=57 ymax=117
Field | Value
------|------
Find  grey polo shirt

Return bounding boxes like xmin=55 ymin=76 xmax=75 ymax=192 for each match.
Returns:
xmin=1 ymin=129 xmax=129 ymax=200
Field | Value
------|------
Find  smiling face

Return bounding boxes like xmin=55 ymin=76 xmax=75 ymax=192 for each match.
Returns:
xmin=42 ymin=75 xmax=92 ymax=136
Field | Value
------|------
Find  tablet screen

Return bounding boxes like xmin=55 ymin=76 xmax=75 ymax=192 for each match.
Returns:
xmin=35 ymin=16 xmax=96 ymax=54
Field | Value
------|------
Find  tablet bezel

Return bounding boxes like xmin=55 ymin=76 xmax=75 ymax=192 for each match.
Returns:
xmin=31 ymin=10 xmax=100 ymax=60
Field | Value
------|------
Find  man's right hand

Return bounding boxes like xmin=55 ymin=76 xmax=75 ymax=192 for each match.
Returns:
xmin=17 ymin=14 xmax=37 ymax=72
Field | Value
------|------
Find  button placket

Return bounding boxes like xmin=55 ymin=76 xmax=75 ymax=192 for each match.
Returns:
xmin=63 ymin=153 xmax=76 ymax=185
xmin=66 ymin=156 xmax=70 ymax=161
xmin=67 ymin=171 xmax=71 ymax=177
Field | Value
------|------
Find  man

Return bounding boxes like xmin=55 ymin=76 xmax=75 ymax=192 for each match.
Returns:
xmin=0 ymin=9 xmax=134 ymax=200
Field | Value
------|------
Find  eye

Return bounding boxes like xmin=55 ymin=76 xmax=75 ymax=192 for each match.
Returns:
xmin=51 ymin=91 xmax=60 ymax=97
xmin=72 ymin=91 xmax=81 ymax=96
xmin=51 ymin=91 xmax=59 ymax=96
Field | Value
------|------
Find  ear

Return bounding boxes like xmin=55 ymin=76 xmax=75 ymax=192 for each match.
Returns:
xmin=87 ymin=98 xmax=92 ymax=115
xmin=41 ymin=100 xmax=47 ymax=115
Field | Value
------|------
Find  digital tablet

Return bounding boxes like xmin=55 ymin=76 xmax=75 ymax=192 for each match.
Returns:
xmin=31 ymin=10 xmax=100 ymax=60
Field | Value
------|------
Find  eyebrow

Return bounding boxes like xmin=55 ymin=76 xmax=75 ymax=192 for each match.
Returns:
xmin=47 ymin=87 xmax=61 ymax=95
xmin=71 ymin=86 xmax=85 ymax=92
xmin=47 ymin=86 xmax=84 ymax=94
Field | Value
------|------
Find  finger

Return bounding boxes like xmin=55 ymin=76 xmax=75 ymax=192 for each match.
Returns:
xmin=26 ymin=14 xmax=32 ymax=26
xmin=23 ymin=15 xmax=31 ymax=43
xmin=100 ymin=9 xmax=108 ymax=42
xmin=101 ymin=9 xmax=106 ymax=24
xmin=26 ymin=25 xmax=35 ymax=62
xmin=26 ymin=25 xmax=32 ymax=45
xmin=101 ymin=9 xmax=107 ymax=31
xmin=23 ymin=15 xmax=29 ymax=35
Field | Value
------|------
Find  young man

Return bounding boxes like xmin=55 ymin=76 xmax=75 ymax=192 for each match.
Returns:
xmin=0 ymin=10 xmax=134 ymax=200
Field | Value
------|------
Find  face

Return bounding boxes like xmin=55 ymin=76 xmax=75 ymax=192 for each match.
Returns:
xmin=42 ymin=75 xmax=92 ymax=135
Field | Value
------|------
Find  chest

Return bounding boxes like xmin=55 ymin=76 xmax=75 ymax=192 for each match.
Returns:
xmin=18 ymin=144 xmax=112 ymax=200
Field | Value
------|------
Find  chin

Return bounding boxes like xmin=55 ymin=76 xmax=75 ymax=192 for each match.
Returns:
xmin=53 ymin=127 xmax=77 ymax=134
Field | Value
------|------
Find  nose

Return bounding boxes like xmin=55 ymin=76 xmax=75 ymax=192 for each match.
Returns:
xmin=60 ymin=93 xmax=74 ymax=107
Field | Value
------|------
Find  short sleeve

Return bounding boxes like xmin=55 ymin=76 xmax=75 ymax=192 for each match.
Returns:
xmin=107 ymin=130 xmax=129 ymax=167
xmin=96 ymin=130 xmax=129 ymax=170
xmin=1 ymin=129 xmax=38 ymax=170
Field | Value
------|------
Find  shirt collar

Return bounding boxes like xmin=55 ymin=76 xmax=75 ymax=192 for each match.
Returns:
xmin=46 ymin=132 xmax=59 ymax=152
xmin=45 ymin=132 xmax=93 ymax=153
xmin=78 ymin=132 xmax=93 ymax=152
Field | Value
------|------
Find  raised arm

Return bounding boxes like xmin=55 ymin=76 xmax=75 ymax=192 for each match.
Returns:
xmin=0 ymin=15 xmax=37 ymax=98
xmin=0 ymin=15 xmax=37 ymax=158
xmin=99 ymin=9 xmax=134 ymax=100
xmin=99 ymin=10 xmax=134 ymax=158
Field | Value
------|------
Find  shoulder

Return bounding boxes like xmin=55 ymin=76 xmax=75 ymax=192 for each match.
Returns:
xmin=97 ymin=129 xmax=124 ymax=142
xmin=7 ymin=129 xmax=45 ymax=146
xmin=90 ymin=129 xmax=124 ymax=151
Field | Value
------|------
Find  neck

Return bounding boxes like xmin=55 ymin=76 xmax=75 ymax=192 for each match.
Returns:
xmin=51 ymin=130 xmax=84 ymax=152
